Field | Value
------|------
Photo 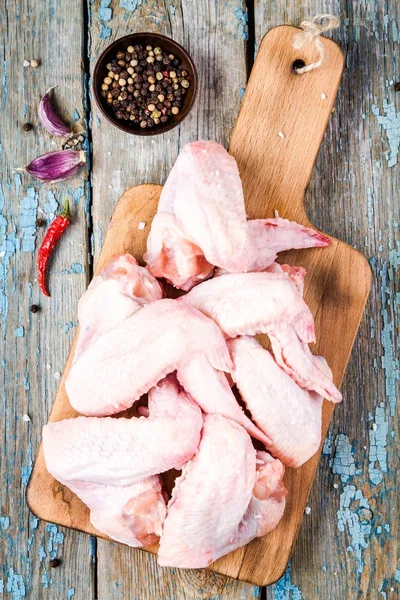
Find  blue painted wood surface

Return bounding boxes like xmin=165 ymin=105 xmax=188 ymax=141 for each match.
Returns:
xmin=1 ymin=0 xmax=398 ymax=598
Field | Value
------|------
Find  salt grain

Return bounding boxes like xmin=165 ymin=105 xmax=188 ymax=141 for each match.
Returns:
xmin=274 ymin=209 xmax=279 ymax=218
xmin=333 ymin=483 xmax=339 ymax=489
xmin=305 ymin=506 xmax=311 ymax=515
xmin=372 ymin=423 xmax=377 ymax=431
xmin=108 ymin=184 xmax=113 ymax=189
xmin=107 ymin=151 xmax=112 ymax=156
xmin=22 ymin=414 xmax=31 ymax=422
xmin=321 ymin=93 xmax=327 ymax=99
xmin=46 ymin=363 xmax=51 ymax=370
xmin=0 ymin=251 xmax=5 ymax=258
xmin=23 ymin=59 xmax=30 ymax=67
xmin=278 ymin=131 xmax=285 ymax=139
xmin=138 ymin=222 xmax=146 ymax=230
xmin=54 ymin=371 xmax=61 ymax=380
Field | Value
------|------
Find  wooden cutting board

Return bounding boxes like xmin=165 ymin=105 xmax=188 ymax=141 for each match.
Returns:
xmin=27 ymin=26 xmax=371 ymax=586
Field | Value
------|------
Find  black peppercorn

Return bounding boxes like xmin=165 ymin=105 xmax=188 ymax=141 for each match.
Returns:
xmin=160 ymin=115 xmax=168 ymax=123
xmin=23 ymin=122 xmax=32 ymax=132
xmin=134 ymin=44 xmax=142 ymax=53
xmin=30 ymin=304 xmax=40 ymax=313
xmin=116 ymin=51 xmax=125 ymax=60
xmin=172 ymin=58 xmax=180 ymax=67
xmin=162 ymin=57 xmax=170 ymax=65
xmin=50 ymin=559 xmax=61 ymax=568
xmin=120 ymin=71 xmax=129 ymax=80
xmin=135 ymin=66 xmax=144 ymax=74
xmin=35 ymin=218 xmax=46 ymax=227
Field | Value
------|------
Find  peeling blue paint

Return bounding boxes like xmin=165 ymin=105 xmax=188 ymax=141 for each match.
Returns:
xmin=15 ymin=326 xmax=24 ymax=338
xmin=41 ymin=570 xmax=53 ymax=589
xmin=395 ymin=568 xmax=400 ymax=583
xmin=45 ymin=524 xmax=64 ymax=558
xmin=44 ymin=190 xmax=58 ymax=222
xmin=331 ymin=434 xmax=359 ymax=483
xmin=337 ymin=485 xmax=372 ymax=574
xmin=72 ymin=183 xmax=85 ymax=206
xmin=235 ymin=6 xmax=249 ymax=40
xmin=239 ymin=87 xmax=246 ymax=99
xmin=62 ymin=262 xmax=85 ymax=274
xmin=100 ymin=24 xmax=112 ymax=39
xmin=14 ymin=173 xmax=22 ymax=197
xmin=72 ymin=109 xmax=80 ymax=122
xmin=21 ymin=462 xmax=32 ymax=486
xmin=6 ymin=568 xmax=26 ymax=599
xmin=272 ymin=562 xmax=302 ymax=599
xmin=119 ymin=0 xmax=142 ymax=11
xmin=170 ymin=4 xmax=176 ymax=16
xmin=372 ymin=101 xmax=400 ymax=167
xmin=97 ymin=225 xmax=103 ymax=253
xmin=0 ymin=516 xmax=10 ymax=530
xmin=63 ymin=321 xmax=76 ymax=333
xmin=3 ymin=60 xmax=8 ymax=109
xmin=67 ymin=588 xmax=75 ymax=599
xmin=322 ymin=430 xmax=333 ymax=455
xmin=23 ymin=374 xmax=30 ymax=391
xmin=98 ymin=7 xmax=112 ymax=21
xmin=19 ymin=187 xmax=38 ymax=252
xmin=368 ymin=403 xmax=389 ymax=485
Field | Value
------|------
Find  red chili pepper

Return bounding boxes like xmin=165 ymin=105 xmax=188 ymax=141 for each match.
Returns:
xmin=37 ymin=200 xmax=71 ymax=297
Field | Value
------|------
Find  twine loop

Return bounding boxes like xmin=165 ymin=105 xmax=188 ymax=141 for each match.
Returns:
xmin=293 ymin=14 xmax=340 ymax=73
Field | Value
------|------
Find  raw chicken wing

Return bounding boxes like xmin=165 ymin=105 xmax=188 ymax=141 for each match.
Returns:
xmin=144 ymin=212 xmax=214 ymax=291
xmin=183 ymin=271 xmax=341 ymax=402
xmin=66 ymin=298 xmax=232 ymax=416
xmin=269 ymin=325 xmax=342 ymax=402
xmin=158 ymin=140 xmax=329 ymax=275
xmin=158 ymin=414 xmax=286 ymax=568
xmin=46 ymin=375 xmax=203 ymax=485
xmin=75 ymin=254 xmax=163 ymax=359
xmin=229 ymin=336 xmax=326 ymax=467
xmin=182 ymin=271 xmax=315 ymax=342
xmin=43 ymin=376 xmax=202 ymax=546
xmin=177 ymin=356 xmax=272 ymax=446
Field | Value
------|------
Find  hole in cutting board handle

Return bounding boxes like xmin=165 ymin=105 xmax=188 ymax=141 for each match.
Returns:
xmin=292 ymin=59 xmax=306 ymax=72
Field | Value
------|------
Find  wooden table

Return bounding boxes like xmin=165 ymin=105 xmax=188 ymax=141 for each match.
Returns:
xmin=0 ymin=1 xmax=398 ymax=598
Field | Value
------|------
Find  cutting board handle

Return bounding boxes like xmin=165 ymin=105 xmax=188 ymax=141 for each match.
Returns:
xmin=229 ymin=26 xmax=344 ymax=226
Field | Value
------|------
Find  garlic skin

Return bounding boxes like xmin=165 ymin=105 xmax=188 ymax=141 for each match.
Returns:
xmin=38 ymin=86 xmax=72 ymax=137
xmin=18 ymin=150 xmax=86 ymax=183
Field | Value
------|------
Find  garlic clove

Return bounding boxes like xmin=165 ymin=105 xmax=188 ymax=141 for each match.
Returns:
xmin=16 ymin=150 xmax=86 ymax=183
xmin=38 ymin=86 xmax=72 ymax=138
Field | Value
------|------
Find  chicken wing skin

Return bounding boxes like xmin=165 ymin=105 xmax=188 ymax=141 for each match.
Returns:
xmin=182 ymin=271 xmax=315 ymax=342
xmin=44 ymin=375 xmax=202 ymax=486
xmin=43 ymin=376 xmax=202 ymax=546
xmin=176 ymin=356 xmax=272 ymax=446
xmin=66 ymin=298 xmax=232 ymax=416
xmin=229 ymin=336 xmax=325 ymax=467
xmin=158 ymin=415 xmax=286 ymax=568
xmin=66 ymin=476 xmax=166 ymax=548
xmin=144 ymin=212 xmax=214 ymax=291
xmin=269 ymin=325 xmax=342 ymax=402
xmin=75 ymin=254 xmax=163 ymax=360
xmin=157 ymin=141 xmax=329 ymax=277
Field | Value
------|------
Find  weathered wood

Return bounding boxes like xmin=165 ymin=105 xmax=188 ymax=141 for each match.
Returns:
xmin=88 ymin=1 xmax=255 ymax=598
xmin=0 ymin=0 xmax=94 ymax=598
xmin=253 ymin=4 xmax=399 ymax=600
xmin=29 ymin=24 xmax=371 ymax=588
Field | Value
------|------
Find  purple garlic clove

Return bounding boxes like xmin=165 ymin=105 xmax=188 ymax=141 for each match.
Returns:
xmin=38 ymin=86 xmax=72 ymax=137
xmin=17 ymin=150 xmax=86 ymax=183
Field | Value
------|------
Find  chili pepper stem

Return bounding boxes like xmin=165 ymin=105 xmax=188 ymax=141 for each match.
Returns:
xmin=60 ymin=199 xmax=71 ymax=219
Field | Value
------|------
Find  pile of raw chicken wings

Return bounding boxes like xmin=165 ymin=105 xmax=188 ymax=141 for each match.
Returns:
xmin=43 ymin=141 xmax=341 ymax=568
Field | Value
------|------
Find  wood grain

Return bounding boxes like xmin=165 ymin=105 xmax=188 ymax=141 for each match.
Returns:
xmin=28 ymin=25 xmax=370 ymax=588
xmin=252 ymin=4 xmax=399 ymax=600
xmin=88 ymin=0 xmax=255 ymax=598
xmin=0 ymin=0 xmax=94 ymax=598
xmin=2 ymin=0 xmax=398 ymax=598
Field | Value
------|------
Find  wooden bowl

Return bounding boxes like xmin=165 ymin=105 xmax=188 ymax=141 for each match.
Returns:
xmin=93 ymin=32 xmax=198 ymax=136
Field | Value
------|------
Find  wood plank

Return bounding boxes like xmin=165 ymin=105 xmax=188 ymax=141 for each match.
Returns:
xmin=88 ymin=0 xmax=254 ymax=598
xmin=252 ymin=3 xmax=400 ymax=599
xmin=0 ymin=0 xmax=94 ymax=598
xmin=29 ymin=23 xmax=371 ymax=589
